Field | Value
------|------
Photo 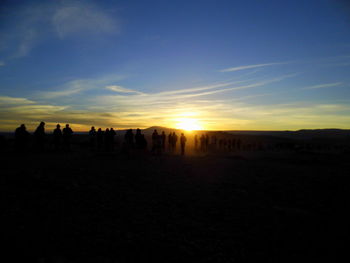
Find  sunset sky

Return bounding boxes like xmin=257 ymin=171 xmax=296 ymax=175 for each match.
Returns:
xmin=1 ymin=0 xmax=350 ymax=131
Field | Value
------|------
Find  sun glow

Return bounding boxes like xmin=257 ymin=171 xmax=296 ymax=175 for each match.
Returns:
xmin=175 ymin=118 xmax=203 ymax=131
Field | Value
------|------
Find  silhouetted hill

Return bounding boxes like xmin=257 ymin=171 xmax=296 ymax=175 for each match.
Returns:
xmin=226 ymin=129 xmax=350 ymax=139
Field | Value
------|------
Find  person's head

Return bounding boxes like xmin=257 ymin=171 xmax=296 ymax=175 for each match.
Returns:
xmin=66 ymin=124 xmax=69 ymax=128
xmin=111 ymin=128 xmax=114 ymax=131
xmin=20 ymin=124 xmax=26 ymax=129
xmin=106 ymin=128 xmax=109 ymax=131
xmin=181 ymin=133 xmax=184 ymax=136
xmin=91 ymin=126 xmax=95 ymax=130
xmin=40 ymin=121 xmax=45 ymax=126
xmin=98 ymin=128 xmax=101 ymax=131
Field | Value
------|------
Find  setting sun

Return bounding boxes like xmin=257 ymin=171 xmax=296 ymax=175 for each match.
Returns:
xmin=175 ymin=118 xmax=203 ymax=131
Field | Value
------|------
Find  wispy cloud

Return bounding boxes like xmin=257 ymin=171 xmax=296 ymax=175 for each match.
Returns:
xmin=0 ymin=96 xmax=35 ymax=105
xmin=219 ymin=62 xmax=288 ymax=72
xmin=303 ymin=82 xmax=343 ymax=90
xmin=0 ymin=1 xmax=120 ymax=60
xmin=0 ymin=61 xmax=5 ymax=66
xmin=52 ymin=1 xmax=119 ymax=39
xmin=35 ymin=74 xmax=126 ymax=100
xmin=105 ymin=85 xmax=144 ymax=94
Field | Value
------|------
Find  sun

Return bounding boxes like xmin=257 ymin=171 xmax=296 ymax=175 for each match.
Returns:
xmin=175 ymin=118 xmax=203 ymax=131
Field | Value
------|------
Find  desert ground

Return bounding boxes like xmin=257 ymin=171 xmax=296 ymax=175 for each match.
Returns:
xmin=1 ymin=132 xmax=350 ymax=262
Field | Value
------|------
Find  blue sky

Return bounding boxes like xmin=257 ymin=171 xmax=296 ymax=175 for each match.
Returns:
xmin=1 ymin=0 xmax=350 ymax=131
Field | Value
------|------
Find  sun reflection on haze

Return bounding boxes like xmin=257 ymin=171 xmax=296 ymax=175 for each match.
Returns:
xmin=174 ymin=118 xmax=203 ymax=131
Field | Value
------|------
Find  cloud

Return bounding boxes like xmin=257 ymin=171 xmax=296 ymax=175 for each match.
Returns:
xmin=52 ymin=1 xmax=119 ymax=39
xmin=220 ymin=62 xmax=288 ymax=72
xmin=302 ymin=82 xmax=343 ymax=90
xmin=105 ymin=85 xmax=144 ymax=94
xmin=35 ymin=74 xmax=126 ymax=100
xmin=0 ymin=96 xmax=35 ymax=105
xmin=0 ymin=1 xmax=119 ymax=60
xmin=0 ymin=61 xmax=5 ymax=66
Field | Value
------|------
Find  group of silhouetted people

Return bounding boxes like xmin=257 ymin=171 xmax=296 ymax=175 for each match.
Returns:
xmin=13 ymin=122 xmax=191 ymax=155
xmin=14 ymin=122 xmax=74 ymax=152
xmin=88 ymin=126 xmax=116 ymax=151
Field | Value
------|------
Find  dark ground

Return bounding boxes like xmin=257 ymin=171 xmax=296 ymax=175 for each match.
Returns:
xmin=1 ymin=142 xmax=350 ymax=262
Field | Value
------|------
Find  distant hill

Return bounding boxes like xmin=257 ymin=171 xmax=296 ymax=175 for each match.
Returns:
xmin=226 ymin=129 xmax=350 ymax=139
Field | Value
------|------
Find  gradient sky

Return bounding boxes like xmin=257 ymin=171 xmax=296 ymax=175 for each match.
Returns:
xmin=1 ymin=0 xmax=350 ymax=131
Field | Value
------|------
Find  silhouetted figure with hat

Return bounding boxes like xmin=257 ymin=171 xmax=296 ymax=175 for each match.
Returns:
xmin=180 ymin=133 xmax=187 ymax=155
xmin=62 ymin=124 xmax=73 ymax=151
xmin=14 ymin=124 xmax=30 ymax=152
xmin=89 ymin=126 xmax=96 ymax=150
xmin=53 ymin=124 xmax=62 ymax=151
xmin=34 ymin=121 xmax=45 ymax=152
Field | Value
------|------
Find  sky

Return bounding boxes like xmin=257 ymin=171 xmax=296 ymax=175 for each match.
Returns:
xmin=1 ymin=0 xmax=350 ymax=131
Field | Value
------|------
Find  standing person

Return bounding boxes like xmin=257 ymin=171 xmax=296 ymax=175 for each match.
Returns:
xmin=168 ymin=132 xmax=173 ymax=152
xmin=135 ymin=128 xmax=143 ymax=149
xmin=161 ymin=131 xmax=166 ymax=150
xmin=173 ymin=132 xmax=178 ymax=153
xmin=62 ymin=124 xmax=73 ymax=151
xmin=34 ymin=121 xmax=46 ymax=152
xmin=194 ymin=134 xmax=198 ymax=150
xmin=152 ymin=129 xmax=159 ymax=153
xmin=123 ymin=129 xmax=134 ymax=154
xmin=96 ymin=128 xmax=103 ymax=150
xmin=14 ymin=124 xmax=30 ymax=152
xmin=53 ymin=124 xmax=62 ymax=151
xmin=89 ymin=126 xmax=96 ymax=150
xmin=104 ymin=128 xmax=110 ymax=151
xmin=109 ymin=128 xmax=116 ymax=151
xmin=180 ymin=133 xmax=187 ymax=155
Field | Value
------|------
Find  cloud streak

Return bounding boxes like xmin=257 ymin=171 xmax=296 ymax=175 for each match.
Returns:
xmin=302 ymin=82 xmax=343 ymax=90
xmin=220 ymin=62 xmax=288 ymax=72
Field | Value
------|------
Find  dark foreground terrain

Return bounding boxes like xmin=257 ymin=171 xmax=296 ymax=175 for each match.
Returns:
xmin=1 ymin=144 xmax=350 ymax=262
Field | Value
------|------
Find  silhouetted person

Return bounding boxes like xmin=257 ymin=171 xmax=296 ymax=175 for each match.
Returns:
xmin=53 ymin=124 xmax=62 ymax=151
xmin=134 ymin=128 xmax=147 ymax=150
xmin=135 ymin=128 xmax=143 ymax=149
xmin=161 ymin=131 xmax=166 ymax=150
xmin=62 ymin=124 xmax=73 ymax=151
xmin=104 ymin=128 xmax=110 ymax=151
xmin=34 ymin=121 xmax=45 ymax=151
xmin=97 ymin=128 xmax=103 ymax=150
xmin=200 ymin=134 xmax=205 ymax=152
xmin=168 ymin=132 xmax=173 ymax=151
xmin=109 ymin=128 xmax=116 ymax=151
xmin=89 ymin=126 xmax=96 ymax=150
xmin=237 ymin=138 xmax=242 ymax=150
xmin=124 ymin=129 xmax=134 ymax=149
xmin=152 ymin=129 xmax=159 ymax=153
xmin=14 ymin=124 xmax=29 ymax=152
xmin=180 ymin=133 xmax=187 ymax=155
xmin=172 ymin=132 xmax=178 ymax=153
xmin=194 ymin=135 xmax=198 ymax=150
xmin=205 ymin=134 xmax=209 ymax=150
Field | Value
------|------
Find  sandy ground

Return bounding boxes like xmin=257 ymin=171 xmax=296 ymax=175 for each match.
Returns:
xmin=1 ymin=144 xmax=349 ymax=262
